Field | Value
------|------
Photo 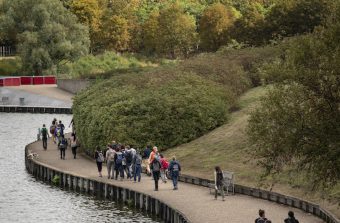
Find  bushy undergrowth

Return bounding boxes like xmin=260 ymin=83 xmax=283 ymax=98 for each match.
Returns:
xmin=73 ymin=71 xmax=229 ymax=151
xmin=0 ymin=58 xmax=22 ymax=76
xmin=58 ymin=52 xmax=158 ymax=79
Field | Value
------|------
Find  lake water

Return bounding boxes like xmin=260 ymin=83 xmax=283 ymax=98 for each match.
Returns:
xmin=0 ymin=113 xmax=159 ymax=223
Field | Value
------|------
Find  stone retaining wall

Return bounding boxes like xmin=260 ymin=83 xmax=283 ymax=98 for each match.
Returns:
xmin=25 ymin=144 xmax=189 ymax=223
xmin=57 ymin=79 xmax=90 ymax=94
xmin=0 ymin=106 xmax=72 ymax=114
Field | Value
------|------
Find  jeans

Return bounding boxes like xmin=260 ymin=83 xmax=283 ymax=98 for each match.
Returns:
xmin=172 ymin=171 xmax=179 ymax=189
xmin=115 ymin=164 xmax=124 ymax=179
xmin=125 ymin=163 xmax=132 ymax=179
xmin=160 ymin=169 xmax=168 ymax=182
xmin=42 ymin=137 xmax=47 ymax=149
xmin=60 ymin=147 xmax=65 ymax=159
xmin=107 ymin=160 xmax=115 ymax=178
xmin=153 ymin=171 xmax=160 ymax=190
xmin=215 ymin=184 xmax=225 ymax=200
xmin=134 ymin=165 xmax=141 ymax=182
xmin=71 ymin=146 xmax=77 ymax=158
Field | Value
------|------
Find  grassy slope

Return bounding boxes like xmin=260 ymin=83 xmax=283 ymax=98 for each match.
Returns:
xmin=164 ymin=86 xmax=340 ymax=217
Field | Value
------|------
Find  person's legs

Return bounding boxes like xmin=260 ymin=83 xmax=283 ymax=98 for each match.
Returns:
xmin=126 ymin=163 xmax=131 ymax=179
xmin=107 ymin=160 xmax=112 ymax=178
xmin=220 ymin=185 xmax=225 ymax=200
xmin=115 ymin=167 xmax=119 ymax=180
xmin=60 ymin=148 xmax=63 ymax=159
xmin=172 ymin=172 xmax=178 ymax=189
xmin=153 ymin=171 xmax=160 ymax=190
xmin=215 ymin=187 xmax=218 ymax=199
xmin=137 ymin=166 xmax=141 ymax=182
xmin=119 ymin=165 xmax=124 ymax=179
xmin=62 ymin=148 xmax=65 ymax=159
xmin=43 ymin=138 xmax=47 ymax=149
xmin=97 ymin=162 xmax=102 ymax=177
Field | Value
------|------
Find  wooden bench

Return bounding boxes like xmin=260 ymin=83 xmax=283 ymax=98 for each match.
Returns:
xmin=209 ymin=171 xmax=235 ymax=195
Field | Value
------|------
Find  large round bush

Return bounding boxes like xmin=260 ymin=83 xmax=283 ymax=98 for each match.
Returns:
xmin=73 ymin=71 xmax=229 ymax=151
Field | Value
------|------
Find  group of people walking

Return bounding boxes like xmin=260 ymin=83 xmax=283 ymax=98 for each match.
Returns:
xmin=255 ymin=209 xmax=300 ymax=223
xmin=40 ymin=118 xmax=78 ymax=160
xmin=95 ymin=143 xmax=181 ymax=191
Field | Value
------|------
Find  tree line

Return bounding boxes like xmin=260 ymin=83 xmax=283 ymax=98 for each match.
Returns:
xmin=0 ymin=0 xmax=333 ymax=75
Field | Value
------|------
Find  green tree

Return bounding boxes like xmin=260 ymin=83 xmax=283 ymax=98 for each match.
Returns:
xmin=248 ymin=7 xmax=340 ymax=187
xmin=0 ymin=0 xmax=90 ymax=75
xmin=199 ymin=3 xmax=239 ymax=51
xmin=69 ymin=0 xmax=103 ymax=51
xmin=144 ymin=3 xmax=197 ymax=58
xmin=264 ymin=0 xmax=332 ymax=41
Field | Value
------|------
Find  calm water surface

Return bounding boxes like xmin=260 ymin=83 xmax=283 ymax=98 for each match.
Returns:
xmin=0 ymin=113 xmax=159 ymax=223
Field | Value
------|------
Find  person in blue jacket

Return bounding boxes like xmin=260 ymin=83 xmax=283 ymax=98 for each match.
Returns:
xmin=168 ymin=156 xmax=181 ymax=190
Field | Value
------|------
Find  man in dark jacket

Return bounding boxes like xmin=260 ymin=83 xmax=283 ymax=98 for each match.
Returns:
xmin=255 ymin=209 xmax=268 ymax=223
xmin=169 ymin=156 xmax=181 ymax=190
xmin=284 ymin=211 xmax=299 ymax=223
xmin=41 ymin=124 xmax=49 ymax=150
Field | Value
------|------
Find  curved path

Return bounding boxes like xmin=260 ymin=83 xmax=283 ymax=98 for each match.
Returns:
xmin=28 ymin=138 xmax=323 ymax=223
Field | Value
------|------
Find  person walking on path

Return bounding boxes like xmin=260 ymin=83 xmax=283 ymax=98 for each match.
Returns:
xmin=50 ymin=120 xmax=57 ymax=144
xmin=41 ymin=124 xmax=49 ymax=150
xmin=95 ymin=146 xmax=104 ymax=177
xmin=114 ymin=148 xmax=125 ymax=180
xmin=160 ymin=154 xmax=169 ymax=183
xmin=143 ymin=146 xmax=151 ymax=175
xmin=133 ymin=150 xmax=143 ymax=182
xmin=151 ymin=156 xmax=162 ymax=191
xmin=214 ymin=166 xmax=225 ymax=201
xmin=70 ymin=133 xmax=78 ymax=159
xmin=284 ymin=211 xmax=299 ymax=223
xmin=255 ymin=209 xmax=269 ymax=223
xmin=169 ymin=156 xmax=181 ymax=190
xmin=124 ymin=146 xmax=133 ymax=180
xmin=106 ymin=145 xmax=116 ymax=179
xmin=58 ymin=120 xmax=65 ymax=137
xmin=58 ymin=135 xmax=68 ymax=160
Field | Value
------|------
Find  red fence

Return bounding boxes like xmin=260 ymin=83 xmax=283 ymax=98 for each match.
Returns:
xmin=0 ymin=76 xmax=56 ymax=87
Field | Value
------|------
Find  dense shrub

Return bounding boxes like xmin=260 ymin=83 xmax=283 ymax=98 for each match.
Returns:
xmin=58 ymin=52 xmax=157 ymax=79
xmin=73 ymin=71 xmax=229 ymax=151
xmin=0 ymin=58 xmax=21 ymax=76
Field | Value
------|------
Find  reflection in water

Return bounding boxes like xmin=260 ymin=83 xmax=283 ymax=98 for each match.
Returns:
xmin=0 ymin=113 xmax=158 ymax=223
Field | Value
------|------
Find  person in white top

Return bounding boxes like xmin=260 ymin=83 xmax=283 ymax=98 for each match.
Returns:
xmin=105 ymin=144 xmax=116 ymax=179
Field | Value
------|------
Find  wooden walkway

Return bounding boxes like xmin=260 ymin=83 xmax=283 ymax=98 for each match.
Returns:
xmin=28 ymin=138 xmax=324 ymax=223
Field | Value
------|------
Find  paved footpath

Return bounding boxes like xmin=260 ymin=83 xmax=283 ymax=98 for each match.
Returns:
xmin=6 ymin=85 xmax=74 ymax=103
xmin=28 ymin=138 xmax=324 ymax=223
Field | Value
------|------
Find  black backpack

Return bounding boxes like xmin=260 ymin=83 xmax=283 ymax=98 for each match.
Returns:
xmin=125 ymin=151 xmax=133 ymax=163
xmin=152 ymin=160 xmax=161 ymax=172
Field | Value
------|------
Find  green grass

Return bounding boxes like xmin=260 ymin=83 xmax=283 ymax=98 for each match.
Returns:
xmin=164 ymin=86 xmax=340 ymax=217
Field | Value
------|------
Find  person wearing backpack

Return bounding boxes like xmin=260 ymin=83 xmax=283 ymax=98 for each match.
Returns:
xmin=70 ymin=133 xmax=78 ymax=159
xmin=284 ymin=211 xmax=299 ymax=223
xmin=58 ymin=135 xmax=68 ymax=160
xmin=133 ymin=150 xmax=143 ymax=182
xmin=255 ymin=209 xmax=269 ymax=223
xmin=41 ymin=124 xmax=50 ymax=150
xmin=169 ymin=157 xmax=181 ymax=190
xmin=124 ymin=146 xmax=133 ymax=180
xmin=95 ymin=146 xmax=104 ymax=177
xmin=50 ymin=120 xmax=57 ymax=144
xmin=55 ymin=126 xmax=62 ymax=146
xmin=214 ymin=166 xmax=225 ymax=201
xmin=58 ymin=120 xmax=65 ymax=137
xmin=114 ymin=148 xmax=125 ymax=180
xmin=160 ymin=154 xmax=169 ymax=183
xmin=105 ymin=144 xmax=116 ymax=179
xmin=151 ymin=156 xmax=161 ymax=191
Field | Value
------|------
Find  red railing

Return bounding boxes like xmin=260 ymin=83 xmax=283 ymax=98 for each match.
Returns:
xmin=0 ymin=76 xmax=56 ymax=87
